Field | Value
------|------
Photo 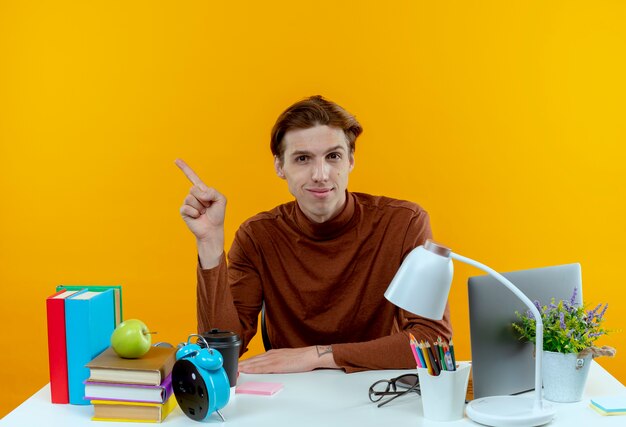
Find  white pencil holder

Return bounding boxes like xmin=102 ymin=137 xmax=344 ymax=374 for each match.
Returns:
xmin=416 ymin=362 xmax=471 ymax=422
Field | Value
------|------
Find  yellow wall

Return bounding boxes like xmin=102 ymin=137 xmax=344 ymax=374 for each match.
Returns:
xmin=1 ymin=0 xmax=625 ymax=417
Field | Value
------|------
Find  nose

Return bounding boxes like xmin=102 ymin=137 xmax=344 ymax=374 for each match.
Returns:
xmin=311 ymin=159 xmax=329 ymax=182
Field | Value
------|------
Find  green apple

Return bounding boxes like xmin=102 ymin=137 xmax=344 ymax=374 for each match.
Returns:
xmin=110 ymin=319 xmax=153 ymax=358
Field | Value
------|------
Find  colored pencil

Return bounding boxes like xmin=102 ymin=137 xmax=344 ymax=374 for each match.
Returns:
xmin=416 ymin=343 xmax=427 ymax=369
xmin=444 ymin=349 xmax=455 ymax=371
xmin=409 ymin=333 xmax=426 ymax=369
xmin=449 ymin=338 xmax=457 ymax=367
xmin=425 ymin=342 xmax=440 ymax=376
xmin=419 ymin=342 xmax=433 ymax=375
xmin=436 ymin=337 xmax=446 ymax=371
xmin=408 ymin=335 xmax=422 ymax=368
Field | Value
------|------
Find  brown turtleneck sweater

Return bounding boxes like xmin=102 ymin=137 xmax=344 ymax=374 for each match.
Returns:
xmin=197 ymin=192 xmax=453 ymax=373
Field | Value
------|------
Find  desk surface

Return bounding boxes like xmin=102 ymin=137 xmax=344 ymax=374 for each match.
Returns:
xmin=2 ymin=361 xmax=625 ymax=426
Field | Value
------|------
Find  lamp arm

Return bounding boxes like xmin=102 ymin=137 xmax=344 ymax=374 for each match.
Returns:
xmin=450 ymin=252 xmax=545 ymax=410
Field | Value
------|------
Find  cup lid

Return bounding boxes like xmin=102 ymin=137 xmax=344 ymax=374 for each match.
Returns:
xmin=200 ymin=328 xmax=241 ymax=344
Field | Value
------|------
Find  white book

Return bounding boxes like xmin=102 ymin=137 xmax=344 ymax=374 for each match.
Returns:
xmin=84 ymin=374 xmax=172 ymax=404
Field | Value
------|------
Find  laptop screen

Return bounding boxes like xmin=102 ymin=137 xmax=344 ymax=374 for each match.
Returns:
xmin=468 ymin=263 xmax=582 ymax=398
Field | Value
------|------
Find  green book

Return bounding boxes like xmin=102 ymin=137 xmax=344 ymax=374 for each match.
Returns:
xmin=57 ymin=285 xmax=123 ymax=327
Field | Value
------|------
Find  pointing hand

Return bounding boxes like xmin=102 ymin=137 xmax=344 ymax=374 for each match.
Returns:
xmin=175 ymin=158 xmax=226 ymax=268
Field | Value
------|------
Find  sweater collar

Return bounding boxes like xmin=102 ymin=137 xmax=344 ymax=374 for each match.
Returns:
xmin=293 ymin=191 xmax=358 ymax=240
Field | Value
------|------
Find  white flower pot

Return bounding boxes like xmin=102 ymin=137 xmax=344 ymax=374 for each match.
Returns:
xmin=542 ymin=350 xmax=592 ymax=402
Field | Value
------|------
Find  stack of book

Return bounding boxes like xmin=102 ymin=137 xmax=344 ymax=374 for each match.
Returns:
xmin=85 ymin=346 xmax=178 ymax=423
xmin=46 ymin=285 xmax=123 ymax=404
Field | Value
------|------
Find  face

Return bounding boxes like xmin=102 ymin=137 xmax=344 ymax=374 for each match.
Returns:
xmin=274 ymin=125 xmax=355 ymax=223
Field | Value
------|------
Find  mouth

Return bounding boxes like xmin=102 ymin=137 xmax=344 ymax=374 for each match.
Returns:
xmin=306 ymin=188 xmax=334 ymax=199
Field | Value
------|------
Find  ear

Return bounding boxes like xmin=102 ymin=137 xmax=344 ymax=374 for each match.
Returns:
xmin=274 ymin=156 xmax=286 ymax=179
xmin=348 ymin=151 xmax=355 ymax=173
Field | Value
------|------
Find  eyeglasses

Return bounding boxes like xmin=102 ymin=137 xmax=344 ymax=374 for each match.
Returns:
xmin=368 ymin=374 xmax=420 ymax=408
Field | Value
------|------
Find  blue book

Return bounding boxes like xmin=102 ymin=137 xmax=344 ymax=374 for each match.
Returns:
xmin=57 ymin=285 xmax=123 ymax=327
xmin=65 ymin=290 xmax=115 ymax=405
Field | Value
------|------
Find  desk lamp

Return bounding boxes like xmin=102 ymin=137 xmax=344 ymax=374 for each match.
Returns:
xmin=384 ymin=239 xmax=555 ymax=427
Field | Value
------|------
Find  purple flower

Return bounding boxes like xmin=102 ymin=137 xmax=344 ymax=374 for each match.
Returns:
xmin=590 ymin=303 xmax=602 ymax=317
xmin=559 ymin=312 xmax=566 ymax=329
xmin=597 ymin=304 xmax=608 ymax=321
xmin=569 ymin=287 xmax=578 ymax=306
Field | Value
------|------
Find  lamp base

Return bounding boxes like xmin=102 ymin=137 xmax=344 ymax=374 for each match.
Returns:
xmin=466 ymin=396 xmax=555 ymax=427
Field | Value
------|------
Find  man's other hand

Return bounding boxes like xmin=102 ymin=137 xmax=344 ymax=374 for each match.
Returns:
xmin=238 ymin=346 xmax=339 ymax=374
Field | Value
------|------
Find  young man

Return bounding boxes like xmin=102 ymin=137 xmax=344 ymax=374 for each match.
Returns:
xmin=176 ymin=95 xmax=452 ymax=373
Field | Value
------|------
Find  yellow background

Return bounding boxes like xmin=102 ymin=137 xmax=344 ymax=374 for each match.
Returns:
xmin=1 ymin=0 xmax=625 ymax=417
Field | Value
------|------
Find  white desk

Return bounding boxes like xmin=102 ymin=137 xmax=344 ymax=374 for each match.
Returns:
xmin=1 ymin=361 xmax=624 ymax=426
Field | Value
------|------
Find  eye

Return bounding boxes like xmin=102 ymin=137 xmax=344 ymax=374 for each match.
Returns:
xmin=295 ymin=155 xmax=309 ymax=163
xmin=327 ymin=152 xmax=342 ymax=160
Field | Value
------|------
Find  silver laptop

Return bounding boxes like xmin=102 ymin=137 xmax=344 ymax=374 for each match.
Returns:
xmin=468 ymin=263 xmax=583 ymax=398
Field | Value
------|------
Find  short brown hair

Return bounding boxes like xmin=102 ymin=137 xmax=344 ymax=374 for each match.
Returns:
xmin=270 ymin=95 xmax=363 ymax=160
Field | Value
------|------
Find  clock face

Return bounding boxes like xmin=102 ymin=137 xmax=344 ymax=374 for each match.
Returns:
xmin=173 ymin=359 xmax=210 ymax=421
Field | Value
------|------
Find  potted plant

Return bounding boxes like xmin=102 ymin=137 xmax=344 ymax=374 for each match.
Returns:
xmin=513 ymin=287 xmax=616 ymax=402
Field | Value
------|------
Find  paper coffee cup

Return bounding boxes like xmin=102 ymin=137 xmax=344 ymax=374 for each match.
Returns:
xmin=200 ymin=329 xmax=241 ymax=387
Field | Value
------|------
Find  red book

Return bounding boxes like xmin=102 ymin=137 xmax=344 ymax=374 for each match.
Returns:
xmin=46 ymin=289 xmax=84 ymax=403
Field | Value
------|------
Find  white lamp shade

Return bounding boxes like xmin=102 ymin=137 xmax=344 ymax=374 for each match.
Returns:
xmin=384 ymin=245 xmax=453 ymax=320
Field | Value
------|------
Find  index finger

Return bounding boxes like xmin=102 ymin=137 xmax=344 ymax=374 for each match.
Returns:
xmin=175 ymin=158 xmax=205 ymax=186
